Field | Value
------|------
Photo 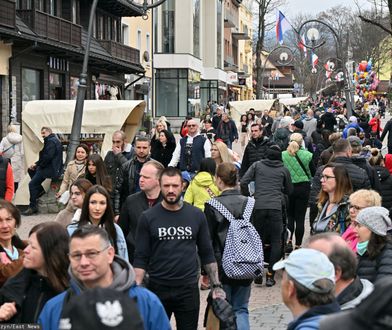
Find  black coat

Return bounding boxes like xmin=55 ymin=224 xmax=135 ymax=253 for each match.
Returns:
xmin=321 ymin=112 xmax=337 ymax=132
xmin=150 ymin=142 xmax=176 ymax=167
xmin=204 ymin=189 xmax=253 ymax=287
xmin=36 ymin=133 xmax=63 ymax=179
xmin=0 ymin=268 xmax=60 ymax=323
xmin=118 ymin=191 xmax=163 ymax=263
xmin=239 ymin=137 xmax=271 ymax=178
xmin=351 ymin=156 xmax=381 ymax=192
xmin=357 ymin=240 xmax=392 ymax=284
xmin=374 ymin=165 xmax=392 ymax=211
xmin=380 ymin=119 xmax=392 ymax=147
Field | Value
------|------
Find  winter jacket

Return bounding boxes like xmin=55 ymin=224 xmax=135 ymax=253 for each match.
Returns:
xmin=261 ymin=115 xmax=274 ymax=136
xmin=343 ymin=123 xmax=364 ymax=138
xmin=342 ymin=225 xmax=358 ymax=252
xmin=303 ymin=117 xmax=317 ymax=138
xmin=374 ymin=165 xmax=392 ymax=211
xmin=216 ymin=119 xmax=238 ymax=143
xmin=239 ymin=137 xmax=271 ymax=178
xmin=0 ymin=236 xmax=26 ymax=287
xmin=287 ymin=301 xmax=340 ymax=330
xmin=204 ymin=189 xmax=254 ymax=287
xmin=38 ymin=256 xmax=170 ymax=330
xmin=150 ymin=141 xmax=176 ymax=167
xmin=337 ymin=276 xmax=374 ymax=310
xmin=0 ymin=157 xmax=14 ymax=201
xmin=67 ymin=222 xmax=128 ymax=262
xmin=57 ymin=160 xmax=86 ymax=196
xmin=380 ymin=119 xmax=392 ymax=147
xmin=351 ymin=156 xmax=381 ymax=192
xmin=0 ymin=132 xmax=24 ymax=183
xmin=0 ymin=268 xmax=61 ymax=323
xmin=320 ymin=112 xmax=337 ymax=132
xmin=272 ymin=127 xmax=291 ymax=151
xmin=368 ymin=117 xmax=382 ymax=135
xmin=104 ymin=149 xmax=133 ymax=196
xmin=35 ymin=133 xmax=63 ymax=179
xmin=357 ymin=240 xmax=392 ymax=283
xmin=184 ymin=172 xmax=220 ymax=211
xmin=282 ymin=149 xmax=314 ymax=184
xmin=240 ymin=158 xmax=293 ymax=210
xmin=309 ymin=157 xmax=371 ymax=205
xmin=119 ymin=191 xmax=163 ymax=263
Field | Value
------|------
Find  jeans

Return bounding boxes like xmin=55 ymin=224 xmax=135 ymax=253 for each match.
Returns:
xmin=254 ymin=209 xmax=283 ymax=272
xmin=148 ymin=281 xmax=199 ymax=330
xmin=28 ymin=168 xmax=46 ymax=210
xmin=223 ymin=284 xmax=251 ymax=330
xmin=288 ymin=182 xmax=310 ymax=246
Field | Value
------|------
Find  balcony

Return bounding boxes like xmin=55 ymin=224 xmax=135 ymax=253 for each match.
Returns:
xmin=17 ymin=9 xmax=82 ymax=47
xmin=224 ymin=9 xmax=238 ymax=28
xmin=0 ymin=0 xmax=16 ymax=28
xmin=98 ymin=40 xmax=140 ymax=64
xmin=232 ymin=25 xmax=250 ymax=40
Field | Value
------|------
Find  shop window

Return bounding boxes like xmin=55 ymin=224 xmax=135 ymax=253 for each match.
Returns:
xmin=22 ymin=68 xmax=42 ymax=110
xmin=49 ymin=72 xmax=65 ymax=100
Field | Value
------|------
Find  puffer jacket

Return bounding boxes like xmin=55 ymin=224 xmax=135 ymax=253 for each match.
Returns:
xmin=184 ymin=172 xmax=220 ymax=211
xmin=239 ymin=137 xmax=271 ymax=177
xmin=351 ymin=156 xmax=381 ymax=191
xmin=374 ymin=165 xmax=392 ymax=211
xmin=0 ymin=132 xmax=24 ymax=182
xmin=357 ymin=240 xmax=392 ymax=283
xmin=282 ymin=148 xmax=314 ymax=183
xmin=204 ymin=189 xmax=253 ymax=287
xmin=309 ymin=157 xmax=371 ymax=205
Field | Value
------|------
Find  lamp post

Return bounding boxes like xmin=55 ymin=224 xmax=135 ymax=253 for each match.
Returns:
xmin=260 ymin=45 xmax=294 ymax=99
xmin=298 ymin=19 xmax=353 ymax=117
xmin=65 ymin=0 xmax=167 ymax=164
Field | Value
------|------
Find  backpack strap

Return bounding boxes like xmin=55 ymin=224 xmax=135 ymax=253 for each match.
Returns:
xmin=207 ymin=197 xmax=255 ymax=223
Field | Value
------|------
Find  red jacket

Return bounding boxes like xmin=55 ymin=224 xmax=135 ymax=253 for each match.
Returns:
xmin=369 ymin=117 xmax=383 ymax=134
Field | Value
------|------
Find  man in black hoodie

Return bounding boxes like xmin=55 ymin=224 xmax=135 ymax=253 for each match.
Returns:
xmin=320 ymin=108 xmax=337 ymax=132
xmin=24 ymin=127 xmax=63 ymax=215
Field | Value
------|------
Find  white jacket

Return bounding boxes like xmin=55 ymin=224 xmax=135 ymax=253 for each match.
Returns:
xmin=0 ymin=132 xmax=25 ymax=182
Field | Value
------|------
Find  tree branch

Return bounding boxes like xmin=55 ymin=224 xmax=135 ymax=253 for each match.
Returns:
xmin=359 ymin=14 xmax=392 ymax=35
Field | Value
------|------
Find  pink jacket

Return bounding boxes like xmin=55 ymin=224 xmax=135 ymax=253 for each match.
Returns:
xmin=342 ymin=225 xmax=358 ymax=252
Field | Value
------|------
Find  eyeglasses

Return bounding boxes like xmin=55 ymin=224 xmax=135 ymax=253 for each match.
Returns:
xmin=187 ymin=124 xmax=196 ymax=127
xmin=349 ymin=203 xmax=365 ymax=211
xmin=69 ymin=246 xmax=110 ymax=261
xmin=320 ymin=175 xmax=336 ymax=181
xmin=112 ymin=140 xmax=122 ymax=143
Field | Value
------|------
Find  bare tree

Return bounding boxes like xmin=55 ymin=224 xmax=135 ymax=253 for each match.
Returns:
xmin=355 ymin=0 xmax=392 ymax=35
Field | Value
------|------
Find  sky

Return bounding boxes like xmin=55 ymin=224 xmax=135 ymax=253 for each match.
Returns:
xmin=283 ymin=0 xmax=371 ymax=19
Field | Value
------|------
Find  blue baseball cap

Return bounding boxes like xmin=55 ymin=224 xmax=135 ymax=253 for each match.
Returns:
xmin=273 ymin=248 xmax=335 ymax=293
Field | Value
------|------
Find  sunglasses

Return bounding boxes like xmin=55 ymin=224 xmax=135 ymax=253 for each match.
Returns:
xmin=187 ymin=124 xmax=197 ymax=127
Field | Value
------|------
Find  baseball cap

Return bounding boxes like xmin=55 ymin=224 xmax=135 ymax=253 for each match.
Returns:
xmin=292 ymin=120 xmax=304 ymax=130
xmin=273 ymin=248 xmax=335 ymax=293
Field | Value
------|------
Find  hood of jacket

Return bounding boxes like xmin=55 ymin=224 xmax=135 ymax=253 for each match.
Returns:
xmin=375 ymin=165 xmax=390 ymax=181
xmin=274 ymin=128 xmax=291 ymax=139
xmin=6 ymin=132 xmax=22 ymax=145
xmin=193 ymin=171 xmax=215 ymax=187
xmin=69 ymin=255 xmax=135 ymax=293
xmin=261 ymin=158 xmax=284 ymax=168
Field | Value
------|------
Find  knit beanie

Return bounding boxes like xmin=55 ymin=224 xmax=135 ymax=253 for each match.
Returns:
xmin=356 ymin=206 xmax=392 ymax=236
xmin=266 ymin=145 xmax=282 ymax=161
xmin=279 ymin=116 xmax=293 ymax=128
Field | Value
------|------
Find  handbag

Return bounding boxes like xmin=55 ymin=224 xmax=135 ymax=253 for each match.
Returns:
xmin=294 ymin=153 xmax=310 ymax=179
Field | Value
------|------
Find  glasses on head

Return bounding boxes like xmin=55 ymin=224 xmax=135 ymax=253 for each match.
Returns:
xmin=320 ymin=174 xmax=336 ymax=181
xmin=69 ymin=246 xmax=110 ymax=261
xmin=349 ymin=203 xmax=365 ymax=211
xmin=187 ymin=124 xmax=196 ymax=128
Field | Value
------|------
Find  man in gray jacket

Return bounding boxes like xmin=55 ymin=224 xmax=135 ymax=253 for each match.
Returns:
xmin=240 ymin=144 xmax=293 ymax=286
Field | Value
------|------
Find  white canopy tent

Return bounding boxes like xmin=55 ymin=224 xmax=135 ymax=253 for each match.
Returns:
xmin=229 ymin=99 xmax=277 ymax=122
xmin=15 ymin=100 xmax=145 ymax=205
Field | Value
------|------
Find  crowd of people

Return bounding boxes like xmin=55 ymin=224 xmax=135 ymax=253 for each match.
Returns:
xmin=0 ymin=93 xmax=389 ymax=329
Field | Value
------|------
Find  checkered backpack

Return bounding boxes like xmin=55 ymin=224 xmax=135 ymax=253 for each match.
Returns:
xmin=207 ymin=197 xmax=264 ymax=280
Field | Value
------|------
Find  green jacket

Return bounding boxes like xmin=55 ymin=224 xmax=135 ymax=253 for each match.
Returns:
xmin=282 ymin=149 xmax=313 ymax=183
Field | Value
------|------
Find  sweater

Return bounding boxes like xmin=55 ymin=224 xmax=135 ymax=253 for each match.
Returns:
xmin=282 ymin=149 xmax=313 ymax=183
xmin=133 ymin=203 xmax=216 ymax=286
xmin=184 ymin=172 xmax=220 ymax=211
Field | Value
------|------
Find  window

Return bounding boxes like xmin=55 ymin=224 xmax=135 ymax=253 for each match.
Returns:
xmin=49 ymin=73 xmax=65 ymax=100
xmin=137 ymin=30 xmax=142 ymax=50
xmin=97 ymin=15 xmax=104 ymax=40
xmin=22 ymin=68 xmax=42 ymax=109
xmin=193 ymin=0 xmax=200 ymax=58
xmin=122 ymin=24 xmax=129 ymax=46
xmin=161 ymin=0 xmax=175 ymax=53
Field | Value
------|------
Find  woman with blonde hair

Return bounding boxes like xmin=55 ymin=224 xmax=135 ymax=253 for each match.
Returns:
xmin=211 ymin=141 xmax=233 ymax=165
xmin=342 ymin=189 xmax=382 ymax=252
xmin=150 ymin=120 xmax=168 ymax=157
xmin=282 ymin=132 xmax=315 ymax=251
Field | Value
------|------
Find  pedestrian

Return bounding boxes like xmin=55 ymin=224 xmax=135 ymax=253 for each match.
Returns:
xmin=150 ymin=120 xmax=168 ymax=157
xmin=381 ymin=116 xmax=392 ymax=154
xmin=238 ymin=114 xmax=249 ymax=151
xmin=215 ymin=112 xmax=238 ymax=149
xmin=261 ymin=110 xmax=274 ymax=137
xmin=67 ymin=185 xmax=128 ymax=261
xmin=150 ymin=129 xmax=176 ymax=167
xmin=342 ymin=116 xmax=364 ymax=139
xmin=354 ymin=206 xmax=392 ymax=283
xmin=368 ymin=112 xmax=382 ymax=139
xmin=240 ymin=145 xmax=293 ymax=286
xmin=201 ymin=119 xmax=216 ymax=143
xmin=117 ymin=136 xmax=151 ymax=208
xmin=133 ymin=167 xmax=224 ymax=329
xmin=55 ymin=144 xmax=89 ymax=225
xmin=320 ymin=108 xmax=337 ymax=132
xmin=306 ymin=233 xmax=373 ymax=310
xmin=282 ymin=133 xmax=315 ymax=251
xmin=169 ymin=119 xmax=211 ymax=178
xmin=342 ymin=190 xmax=382 ymax=252
xmin=204 ymin=162 xmax=255 ymax=329
xmin=212 ymin=106 xmax=223 ymax=130
xmin=313 ymin=164 xmax=352 ymax=234
xmin=0 ymin=223 xmax=69 ymax=323
xmin=118 ymin=160 xmax=164 ymax=263
xmin=0 ymin=125 xmax=24 ymax=192
xmin=302 ymin=109 xmax=318 ymax=138
xmin=0 ymin=200 xmax=26 ymax=287
xmin=24 ymin=127 xmax=63 ymax=216
xmin=85 ymin=154 xmax=112 ymax=192
xmin=273 ymin=248 xmax=339 ymax=330
xmin=272 ymin=116 xmax=292 ymax=151
xmin=38 ymin=226 xmax=171 ymax=330
xmin=184 ymin=158 xmax=220 ymax=211
xmin=210 ymin=141 xmax=233 ymax=166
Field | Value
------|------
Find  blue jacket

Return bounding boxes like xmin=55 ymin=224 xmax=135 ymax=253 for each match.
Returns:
xmin=343 ymin=123 xmax=363 ymax=138
xmin=38 ymin=281 xmax=170 ymax=330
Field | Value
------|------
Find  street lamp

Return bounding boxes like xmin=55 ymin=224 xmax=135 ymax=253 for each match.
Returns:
xmin=298 ymin=19 xmax=353 ymax=117
xmin=260 ymin=45 xmax=294 ymax=99
xmin=66 ymin=0 xmax=167 ymax=164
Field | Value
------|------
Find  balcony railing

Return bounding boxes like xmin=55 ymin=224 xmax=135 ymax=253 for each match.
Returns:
xmin=99 ymin=40 xmax=140 ymax=65
xmin=17 ymin=9 xmax=82 ymax=47
xmin=0 ymin=0 xmax=16 ymax=28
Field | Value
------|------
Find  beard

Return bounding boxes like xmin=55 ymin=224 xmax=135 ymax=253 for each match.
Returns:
xmin=163 ymin=193 xmax=182 ymax=205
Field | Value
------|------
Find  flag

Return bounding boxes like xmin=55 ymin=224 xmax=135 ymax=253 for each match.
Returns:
xmin=298 ymin=34 xmax=307 ymax=57
xmin=276 ymin=10 xmax=291 ymax=45
xmin=311 ymin=52 xmax=319 ymax=68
